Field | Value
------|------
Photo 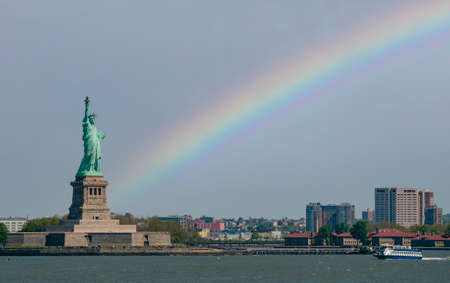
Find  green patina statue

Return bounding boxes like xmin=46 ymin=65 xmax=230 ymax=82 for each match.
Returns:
xmin=76 ymin=96 xmax=105 ymax=177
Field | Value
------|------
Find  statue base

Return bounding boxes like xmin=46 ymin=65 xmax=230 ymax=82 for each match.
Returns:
xmin=68 ymin=176 xmax=112 ymax=220
xmin=47 ymin=175 xmax=138 ymax=233
xmin=46 ymin=219 xmax=136 ymax=233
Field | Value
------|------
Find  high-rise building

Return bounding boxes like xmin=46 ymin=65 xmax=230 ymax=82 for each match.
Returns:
xmin=306 ymin=203 xmax=355 ymax=232
xmin=425 ymin=205 xmax=443 ymax=225
xmin=375 ymin=187 xmax=444 ymax=227
xmin=423 ymin=190 xmax=443 ymax=225
xmin=424 ymin=191 xmax=434 ymax=208
xmin=418 ymin=190 xmax=426 ymax=225
xmin=306 ymin=203 xmax=322 ymax=233
xmin=362 ymin=209 xmax=375 ymax=222
xmin=375 ymin=188 xmax=392 ymax=223
xmin=336 ymin=203 xmax=355 ymax=227
xmin=321 ymin=204 xmax=338 ymax=229
xmin=375 ymin=187 xmax=421 ymax=227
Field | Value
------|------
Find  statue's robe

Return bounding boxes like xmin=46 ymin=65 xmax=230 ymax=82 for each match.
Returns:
xmin=76 ymin=119 xmax=105 ymax=177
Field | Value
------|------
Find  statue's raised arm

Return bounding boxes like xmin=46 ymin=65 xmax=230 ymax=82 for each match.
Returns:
xmin=83 ymin=96 xmax=90 ymax=122
xmin=76 ymin=97 xmax=104 ymax=178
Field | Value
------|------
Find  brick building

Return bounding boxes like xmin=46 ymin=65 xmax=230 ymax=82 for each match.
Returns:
xmin=369 ymin=228 xmax=418 ymax=246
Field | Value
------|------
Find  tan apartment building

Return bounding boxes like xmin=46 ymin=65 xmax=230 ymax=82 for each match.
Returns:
xmin=375 ymin=187 xmax=421 ymax=227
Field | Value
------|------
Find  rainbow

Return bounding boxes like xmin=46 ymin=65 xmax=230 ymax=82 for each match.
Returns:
xmin=113 ymin=1 xmax=450 ymax=198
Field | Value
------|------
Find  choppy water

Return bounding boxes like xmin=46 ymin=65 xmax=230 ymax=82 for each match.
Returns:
xmin=1 ymin=251 xmax=449 ymax=282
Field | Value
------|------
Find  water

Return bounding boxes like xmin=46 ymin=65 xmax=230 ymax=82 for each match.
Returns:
xmin=1 ymin=251 xmax=449 ymax=282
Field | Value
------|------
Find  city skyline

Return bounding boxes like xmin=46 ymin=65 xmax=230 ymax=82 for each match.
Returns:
xmin=2 ymin=187 xmax=446 ymax=220
xmin=1 ymin=1 xmax=450 ymax=218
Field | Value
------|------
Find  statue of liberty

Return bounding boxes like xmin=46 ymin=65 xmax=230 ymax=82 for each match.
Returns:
xmin=76 ymin=96 xmax=105 ymax=177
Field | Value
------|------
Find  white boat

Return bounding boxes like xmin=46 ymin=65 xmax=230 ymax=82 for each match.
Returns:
xmin=374 ymin=245 xmax=422 ymax=260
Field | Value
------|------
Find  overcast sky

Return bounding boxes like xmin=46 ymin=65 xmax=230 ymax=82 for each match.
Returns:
xmin=1 ymin=0 xmax=449 ymax=219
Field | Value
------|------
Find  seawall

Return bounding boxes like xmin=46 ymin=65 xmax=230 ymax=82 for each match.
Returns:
xmin=0 ymin=247 xmax=363 ymax=256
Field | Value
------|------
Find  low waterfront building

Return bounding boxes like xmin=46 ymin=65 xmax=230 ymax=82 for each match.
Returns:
xmin=284 ymin=233 xmax=313 ymax=246
xmin=332 ymin=232 xmax=361 ymax=247
xmin=411 ymin=234 xmax=450 ymax=247
xmin=370 ymin=228 xmax=418 ymax=246
xmin=190 ymin=219 xmax=225 ymax=231
xmin=258 ymin=231 xmax=282 ymax=240
xmin=0 ymin=217 xmax=27 ymax=232
xmin=198 ymin=228 xmax=210 ymax=239
xmin=208 ymin=230 xmax=252 ymax=241
xmin=285 ymin=232 xmax=362 ymax=247
xmin=239 ymin=231 xmax=252 ymax=241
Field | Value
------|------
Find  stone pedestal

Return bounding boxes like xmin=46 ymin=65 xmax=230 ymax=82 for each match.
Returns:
xmin=46 ymin=175 xmax=137 ymax=234
xmin=68 ymin=176 xmax=112 ymax=220
xmin=46 ymin=219 xmax=136 ymax=233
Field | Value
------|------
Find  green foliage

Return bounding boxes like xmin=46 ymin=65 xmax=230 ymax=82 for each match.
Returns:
xmin=318 ymin=224 xmax=332 ymax=245
xmin=367 ymin=221 xmax=449 ymax=235
xmin=350 ymin=220 xmax=369 ymax=246
xmin=335 ymin=223 xmax=350 ymax=234
xmin=420 ymin=224 xmax=448 ymax=234
xmin=367 ymin=221 xmax=407 ymax=232
xmin=137 ymin=216 xmax=199 ymax=245
xmin=279 ymin=225 xmax=299 ymax=233
xmin=185 ymin=230 xmax=201 ymax=246
xmin=399 ymin=224 xmax=449 ymax=234
xmin=443 ymin=214 xmax=450 ymax=225
xmin=114 ymin=213 xmax=138 ymax=225
xmin=20 ymin=216 xmax=61 ymax=232
xmin=409 ymin=225 xmax=427 ymax=234
xmin=0 ymin=223 xmax=8 ymax=245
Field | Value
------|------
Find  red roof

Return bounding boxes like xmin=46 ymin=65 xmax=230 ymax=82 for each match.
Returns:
xmin=416 ymin=234 xmax=450 ymax=241
xmin=371 ymin=229 xmax=418 ymax=238
xmin=372 ymin=232 xmax=418 ymax=238
xmin=285 ymin=232 xmax=313 ymax=239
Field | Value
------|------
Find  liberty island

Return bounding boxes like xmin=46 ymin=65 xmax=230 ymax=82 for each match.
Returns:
xmin=5 ymin=98 xmax=170 ymax=247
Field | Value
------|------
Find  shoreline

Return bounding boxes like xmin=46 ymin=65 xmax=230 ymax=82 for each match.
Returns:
xmin=1 ymin=247 xmax=448 ymax=256
xmin=1 ymin=247 xmax=362 ymax=256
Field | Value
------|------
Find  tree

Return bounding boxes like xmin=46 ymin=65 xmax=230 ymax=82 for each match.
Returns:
xmin=113 ymin=213 xmax=138 ymax=225
xmin=137 ymin=216 xmax=199 ymax=245
xmin=350 ymin=220 xmax=369 ymax=246
xmin=0 ymin=223 xmax=8 ymax=246
xmin=443 ymin=213 xmax=450 ymax=225
xmin=20 ymin=216 xmax=61 ymax=232
xmin=409 ymin=225 xmax=427 ymax=234
xmin=335 ymin=223 xmax=350 ymax=234
xmin=367 ymin=221 xmax=406 ymax=232
xmin=318 ymin=224 xmax=332 ymax=245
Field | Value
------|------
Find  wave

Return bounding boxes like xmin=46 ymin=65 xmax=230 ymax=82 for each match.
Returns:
xmin=422 ymin=257 xmax=450 ymax=261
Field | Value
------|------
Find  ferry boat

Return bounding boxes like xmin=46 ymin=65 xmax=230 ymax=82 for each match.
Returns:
xmin=374 ymin=245 xmax=422 ymax=260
